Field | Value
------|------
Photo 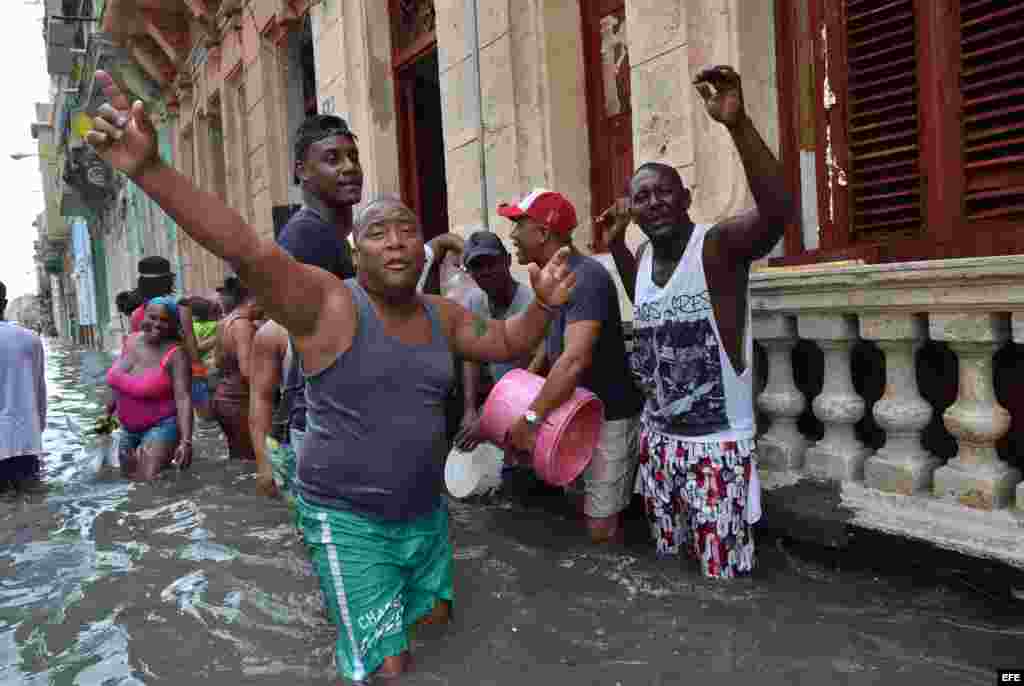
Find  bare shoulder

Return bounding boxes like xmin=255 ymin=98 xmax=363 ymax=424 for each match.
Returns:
xmin=706 ymin=210 xmax=756 ymax=261
xmin=253 ymin=320 xmax=289 ymax=353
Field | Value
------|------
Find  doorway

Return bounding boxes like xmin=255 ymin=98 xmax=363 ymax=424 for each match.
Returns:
xmin=391 ymin=0 xmax=449 ymax=241
xmin=395 ymin=50 xmax=449 ymax=240
xmin=581 ymin=0 xmax=634 ymax=252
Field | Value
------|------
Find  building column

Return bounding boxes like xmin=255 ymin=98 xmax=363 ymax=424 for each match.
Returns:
xmin=754 ymin=313 xmax=807 ymax=470
xmin=931 ymin=313 xmax=1020 ymax=510
xmin=861 ymin=314 xmax=939 ymax=494
xmin=800 ymin=314 xmax=871 ymax=481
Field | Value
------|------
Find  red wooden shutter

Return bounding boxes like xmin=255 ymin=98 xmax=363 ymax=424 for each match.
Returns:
xmin=845 ymin=0 xmax=923 ymax=240
xmin=961 ymin=0 xmax=1024 ymax=221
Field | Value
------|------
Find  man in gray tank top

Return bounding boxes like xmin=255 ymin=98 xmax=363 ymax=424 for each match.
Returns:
xmin=85 ymin=74 xmax=579 ymax=681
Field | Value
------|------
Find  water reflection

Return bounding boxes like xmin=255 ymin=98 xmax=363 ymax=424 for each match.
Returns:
xmin=1 ymin=340 xmax=1020 ymax=685
xmin=0 ymin=340 xmax=329 ymax=684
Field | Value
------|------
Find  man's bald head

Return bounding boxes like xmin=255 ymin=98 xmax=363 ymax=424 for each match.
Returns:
xmin=353 ymin=196 xmax=421 ymax=242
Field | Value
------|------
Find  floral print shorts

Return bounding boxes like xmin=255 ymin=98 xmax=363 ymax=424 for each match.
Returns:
xmin=635 ymin=425 xmax=756 ymax=578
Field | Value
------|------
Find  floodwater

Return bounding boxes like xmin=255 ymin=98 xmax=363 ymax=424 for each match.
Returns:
xmin=1 ymin=340 xmax=1022 ymax=685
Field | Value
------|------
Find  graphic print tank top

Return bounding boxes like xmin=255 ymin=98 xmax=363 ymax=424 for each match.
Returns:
xmin=631 ymin=223 xmax=755 ymax=442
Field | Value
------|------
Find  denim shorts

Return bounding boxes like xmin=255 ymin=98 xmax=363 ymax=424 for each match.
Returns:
xmin=191 ymin=378 xmax=210 ymax=406
xmin=119 ymin=415 xmax=179 ymax=451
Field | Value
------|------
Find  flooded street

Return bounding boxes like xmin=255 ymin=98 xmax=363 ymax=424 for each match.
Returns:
xmin=1 ymin=340 xmax=1021 ymax=685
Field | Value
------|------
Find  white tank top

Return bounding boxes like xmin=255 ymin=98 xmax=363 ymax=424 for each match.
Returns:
xmin=632 ymin=223 xmax=755 ymax=442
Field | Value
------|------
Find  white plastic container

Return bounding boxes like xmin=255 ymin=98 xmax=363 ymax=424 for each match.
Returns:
xmin=445 ymin=442 xmax=503 ymax=498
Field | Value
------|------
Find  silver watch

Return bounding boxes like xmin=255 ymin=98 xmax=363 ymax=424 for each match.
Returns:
xmin=524 ymin=410 xmax=541 ymax=426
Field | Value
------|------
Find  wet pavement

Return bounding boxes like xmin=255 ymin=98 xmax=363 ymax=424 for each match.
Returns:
xmin=1 ymin=340 xmax=1021 ymax=685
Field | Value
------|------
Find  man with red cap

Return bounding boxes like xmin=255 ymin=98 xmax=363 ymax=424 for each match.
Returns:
xmin=502 ymin=189 xmax=643 ymax=544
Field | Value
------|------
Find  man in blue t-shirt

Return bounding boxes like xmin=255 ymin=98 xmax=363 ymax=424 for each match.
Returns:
xmin=502 ymin=189 xmax=643 ymax=544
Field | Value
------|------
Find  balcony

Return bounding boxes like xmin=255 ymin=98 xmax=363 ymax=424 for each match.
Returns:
xmin=750 ymin=256 xmax=1024 ymax=569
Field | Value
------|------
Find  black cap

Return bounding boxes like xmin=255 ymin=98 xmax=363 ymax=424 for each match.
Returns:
xmin=463 ymin=231 xmax=509 ymax=268
xmin=216 ymin=274 xmax=246 ymax=296
xmin=138 ymin=255 xmax=173 ymax=278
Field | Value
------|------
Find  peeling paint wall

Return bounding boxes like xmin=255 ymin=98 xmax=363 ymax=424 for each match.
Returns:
xmin=166 ymin=0 xmax=785 ymax=300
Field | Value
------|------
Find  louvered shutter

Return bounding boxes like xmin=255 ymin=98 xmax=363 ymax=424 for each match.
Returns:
xmin=845 ymin=0 xmax=922 ymax=239
xmin=961 ymin=0 xmax=1024 ymax=221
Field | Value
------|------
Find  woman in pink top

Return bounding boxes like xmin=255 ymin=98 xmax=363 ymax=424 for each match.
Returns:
xmin=106 ymin=296 xmax=193 ymax=480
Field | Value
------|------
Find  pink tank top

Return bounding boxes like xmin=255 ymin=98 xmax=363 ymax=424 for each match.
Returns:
xmin=107 ymin=342 xmax=179 ymax=431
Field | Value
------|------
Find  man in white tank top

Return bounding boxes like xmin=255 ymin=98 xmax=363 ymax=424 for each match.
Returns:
xmin=602 ymin=65 xmax=794 ymax=578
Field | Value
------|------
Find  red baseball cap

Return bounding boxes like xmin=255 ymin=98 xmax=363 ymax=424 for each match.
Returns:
xmin=497 ymin=188 xmax=578 ymax=234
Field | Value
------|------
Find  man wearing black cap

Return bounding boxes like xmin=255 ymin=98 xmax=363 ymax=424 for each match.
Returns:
xmin=453 ymin=230 xmax=534 ymax=451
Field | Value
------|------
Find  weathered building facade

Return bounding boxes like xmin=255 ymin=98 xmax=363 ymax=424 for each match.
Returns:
xmin=33 ymin=0 xmax=186 ymax=351
xmin=91 ymin=0 xmax=1024 ymax=568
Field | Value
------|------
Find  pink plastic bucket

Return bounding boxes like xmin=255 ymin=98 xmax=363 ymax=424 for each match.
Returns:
xmin=478 ymin=369 xmax=605 ymax=486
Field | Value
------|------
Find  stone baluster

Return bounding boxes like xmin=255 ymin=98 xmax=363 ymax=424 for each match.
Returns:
xmin=930 ymin=313 xmax=1020 ymax=509
xmin=800 ymin=314 xmax=871 ymax=481
xmin=861 ymin=314 xmax=939 ymax=494
xmin=753 ymin=313 xmax=807 ymax=471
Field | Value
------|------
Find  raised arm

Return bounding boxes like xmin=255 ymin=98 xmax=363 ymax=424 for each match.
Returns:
xmin=85 ymin=71 xmax=331 ymax=338
xmin=693 ymin=65 xmax=794 ymax=262
xmin=598 ymin=198 xmax=640 ymax=303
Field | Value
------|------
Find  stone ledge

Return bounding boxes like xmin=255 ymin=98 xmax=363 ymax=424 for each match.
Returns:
xmin=840 ymin=482 xmax=1024 ymax=570
xmin=750 ymin=254 xmax=1024 ymax=313
xmin=760 ymin=470 xmax=1024 ymax=570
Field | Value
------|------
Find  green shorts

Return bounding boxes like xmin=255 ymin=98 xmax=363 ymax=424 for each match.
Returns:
xmin=265 ymin=435 xmax=298 ymax=516
xmin=296 ymin=496 xmax=454 ymax=683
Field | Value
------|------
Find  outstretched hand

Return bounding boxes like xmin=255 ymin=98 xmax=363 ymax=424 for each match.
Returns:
xmin=85 ymin=70 xmax=161 ymax=178
xmin=693 ymin=65 xmax=746 ymax=128
xmin=527 ymin=246 xmax=577 ymax=308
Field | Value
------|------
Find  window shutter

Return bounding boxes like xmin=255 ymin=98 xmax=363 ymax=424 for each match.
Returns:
xmin=845 ymin=0 xmax=923 ymax=240
xmin=961 ymin=0 xmax=1024 ymax=221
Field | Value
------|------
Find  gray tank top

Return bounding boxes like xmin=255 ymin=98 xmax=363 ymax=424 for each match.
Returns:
xmin=295 ymin=279 xmax=455 ymax=521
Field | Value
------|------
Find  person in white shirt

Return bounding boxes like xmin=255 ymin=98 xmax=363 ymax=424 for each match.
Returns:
xmin=0 ymin=280 xmax=47 ymax=490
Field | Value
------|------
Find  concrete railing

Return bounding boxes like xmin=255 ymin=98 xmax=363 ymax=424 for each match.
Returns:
xmin=750 ymin=255 xmax=1024 ymax=567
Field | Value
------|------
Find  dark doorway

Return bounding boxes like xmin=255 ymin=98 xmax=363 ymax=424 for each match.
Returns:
xmin=396 ymin=49 xmax=449 ymax=241
xmin=581 ymin=0 xmax=634 ymax=252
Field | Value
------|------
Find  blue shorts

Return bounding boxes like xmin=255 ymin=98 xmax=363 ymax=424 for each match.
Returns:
xmin=119 ymin=415 xmax=179 ymax=451
xmin=191 ymin=378 xmax=210 ymax=406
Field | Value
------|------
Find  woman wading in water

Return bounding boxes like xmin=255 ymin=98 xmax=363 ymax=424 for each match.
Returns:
xmin=212 ymin=277 xmax=261 ymax=461
xmin=106 ymin=296 xmax=193 ymax=479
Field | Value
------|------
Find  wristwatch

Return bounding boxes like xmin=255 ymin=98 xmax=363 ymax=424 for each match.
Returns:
xmin=524 ymin=410 xmax=541 ymax=427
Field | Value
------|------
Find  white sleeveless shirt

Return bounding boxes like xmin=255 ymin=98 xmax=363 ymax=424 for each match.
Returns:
xmin=632 ymin=223 xmax=755 ymax=442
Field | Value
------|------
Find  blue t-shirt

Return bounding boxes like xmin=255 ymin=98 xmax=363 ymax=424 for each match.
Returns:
xmin=545 ymin=252 xmax=643 ymax=421
xmin=276 ymin=207 xmax=355 ymax=280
